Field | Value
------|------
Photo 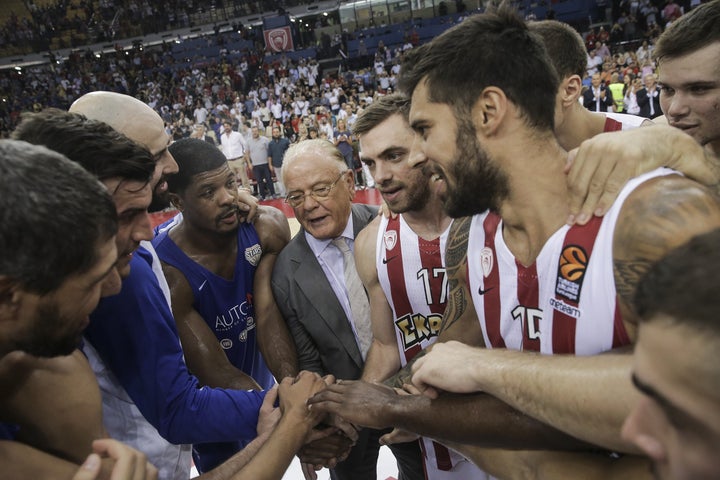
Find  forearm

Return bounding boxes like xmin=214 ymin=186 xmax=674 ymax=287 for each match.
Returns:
xmin=229 ymin=415 xmax=312 ymax=480
xmin=256 ymin=315 xmax=299 ymax=380
xmin=477 ymin=351 xmax=639 ymax=452
xmin=196 ymin=431 xmax=271 ymax=480
xmin=448 ymin=445 xmax=650 ymax=480
xmin=360 ymin=341 xmax=401 ymax=384
xmin=387 ymin=392 xmax=593 ymax=451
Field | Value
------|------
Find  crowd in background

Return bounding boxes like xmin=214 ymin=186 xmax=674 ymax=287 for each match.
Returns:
xmin=0 ymin=0 xmax=694 ymax=153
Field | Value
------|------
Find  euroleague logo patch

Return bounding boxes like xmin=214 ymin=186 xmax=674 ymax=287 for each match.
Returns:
xmin=555 ymin=245 xmax=588 ymax=302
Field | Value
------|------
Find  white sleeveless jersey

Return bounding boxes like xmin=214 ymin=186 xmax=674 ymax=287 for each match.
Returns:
xmin=377 ymin=215 xmax=490 ymax=480
xmin=467 ymin=168 xmax=675 ymax=354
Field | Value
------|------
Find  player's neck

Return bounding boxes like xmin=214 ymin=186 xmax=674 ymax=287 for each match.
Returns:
xmin=401 ymin=202 xmax=452 ymax=241
xmin=170 ymin=221 xmax=237 ymax=258
xmin=557 ymin=107 xmax=607 ymax=151
xmin=497 ymin=138 xmax=569 ymax=266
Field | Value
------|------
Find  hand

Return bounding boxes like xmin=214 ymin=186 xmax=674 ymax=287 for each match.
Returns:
xmin=278 ymin=371 xmax=327 ymax=427
xmin=74 ymin=439 xmax=158 ymax=480
xmin=256 ymin=386 xmax=281 ymax=438
xmin=297 ymin=427 xmax=354 ymax=468
xmin=411 ymin=341 xmax=484 ymax=397
xmin=564 ymin=125 xmax=713 ymax=225
xmin=380 ymin=428 xmax=419 ymax=446
xmin=236 ymin=188 xmax=259 ymax=222
xmin=307 ymin=380 xmax=399 ymax=430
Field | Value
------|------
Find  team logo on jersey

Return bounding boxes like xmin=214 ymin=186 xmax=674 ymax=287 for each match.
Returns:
xmin=480 ymin=247 xmax=494 ymax=278
xmin=555 ymin=245 xmax=588 ymax=302
xmin=220 ymin=338 xmax=233 ymax=349
xmin=395 ymin=313 xmax=442 ymax=350
xmin=383 ymin=230 xmax=397 ymax=251
xmin=245 ymin=244 xmax=262 ymax=266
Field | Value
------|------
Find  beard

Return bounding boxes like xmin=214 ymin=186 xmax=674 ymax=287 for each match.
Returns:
xmin=11 ymin=301 xmax=82 ymax=357
xmin=443 ymin=118 xmax=509 ymax=218
xmin=148 ymin=183 xmax=171 ymax=213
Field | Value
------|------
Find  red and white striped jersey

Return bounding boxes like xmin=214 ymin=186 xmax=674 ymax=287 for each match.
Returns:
xmin=467 ymin=169 xmax=675 ymax=355
xmin=377 ymin=215 xmax=490 ymax=480
xmin=376 ymin=215 xmax=451 ymax=366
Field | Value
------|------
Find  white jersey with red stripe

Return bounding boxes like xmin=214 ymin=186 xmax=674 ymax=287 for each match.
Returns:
xmin=377 ymin=215 xmax=490 ymax=480
xmin=467 ymin=168 xmax=675 ymax=354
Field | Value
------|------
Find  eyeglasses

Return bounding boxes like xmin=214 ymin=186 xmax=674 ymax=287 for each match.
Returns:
xmin=285 ymin=172 xmax=347 ymax=208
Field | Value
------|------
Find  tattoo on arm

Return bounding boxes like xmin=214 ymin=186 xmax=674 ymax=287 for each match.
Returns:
xmin=384 ymin=349 xmax=428 ymax=389
xmin=439 ymin=217 xmax=472 ymax=335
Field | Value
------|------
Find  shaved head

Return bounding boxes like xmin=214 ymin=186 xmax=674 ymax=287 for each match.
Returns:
xmin=71 ymin=91 xmax=178 ymax=211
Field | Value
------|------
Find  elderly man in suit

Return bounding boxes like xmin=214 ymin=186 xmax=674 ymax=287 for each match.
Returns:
xmin=272 ymin=139 xmax=424 ymax=480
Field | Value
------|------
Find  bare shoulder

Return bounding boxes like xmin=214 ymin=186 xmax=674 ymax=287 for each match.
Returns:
xmin=614 ymin=175 xmax=720 ymax=309
xmin=356 ymin=215 xmax=381 ymax=253
xmin=254 ymin=205 xmax=291 ymax=253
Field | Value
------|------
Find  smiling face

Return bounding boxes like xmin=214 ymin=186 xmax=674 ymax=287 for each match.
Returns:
xmin=408 ymin=79 xmax=509 ymax=217
xmin=283 ymin=151 xmax=354 ymax=240
xmin=658 ymin=42 xmax=720 ymax=151
xmin=10 ymin=237 xmax=118 ymax=357
xmin=622 ymin=318 xmax=720 ymax=480
xmin=176 ymin=164 xmax=241 ymax=236
xmin=359 ymin=113 xmax=431 ymax=214
xmin=102 ymin=177 xmax=153 ymax=277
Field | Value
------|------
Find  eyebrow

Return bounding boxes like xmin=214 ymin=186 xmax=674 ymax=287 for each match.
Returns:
xmin=631 ymin=373 xmax=703 ymax=430
xmin=89 ymin=257 xmax=120 ymax=287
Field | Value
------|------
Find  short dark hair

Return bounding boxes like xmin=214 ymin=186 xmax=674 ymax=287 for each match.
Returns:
xmin=0 ymin=140 xmax=117 ymax=294
xmin=12 ymin=108 xmax=154 ymax=187
xmin=529 ymin=20 xmax=587 ymax=79
xmin=399 ymin=7 xmax=558 ymax=131
xmin=352 ymin=93 xmax=410 ymax=137
xmin=654 ymin=0 xmax=720 ymax=63
xmin=635 ymin=228 xmax=720 ymax=336
xmin=167 ymin=138 xmax=228 ymax=193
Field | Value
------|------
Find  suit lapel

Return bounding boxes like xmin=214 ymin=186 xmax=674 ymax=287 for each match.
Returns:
xmin=291 ymin=231 xmax=364 ymax=369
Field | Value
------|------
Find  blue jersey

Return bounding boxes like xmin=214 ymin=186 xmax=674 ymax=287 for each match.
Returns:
xmin=152 ymin=220 xmax=274 ymax=391
xmin=84 ymin=246 xmax=265 ymax=446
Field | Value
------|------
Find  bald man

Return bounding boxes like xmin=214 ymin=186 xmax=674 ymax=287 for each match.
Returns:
xmin=69 ymin=92 xmax=297 ymax=479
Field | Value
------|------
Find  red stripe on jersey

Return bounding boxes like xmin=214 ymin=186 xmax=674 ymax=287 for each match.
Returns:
xmin=604 ymin=117 xmax=623 ymax=132
xmin=611 ymin=302 xmax=630 ymax=348
xmin=552 ymin=216 xmax=603 ymax=353
xmin=384 ymin=217 xmax=421 ymax=362
xmin=482 ymin=213 xmax=505 ymax=348
xmin=418 ymin=236 xmax=444 ymax=314
xmin=516 ymin=261 xmax=541 ymax=352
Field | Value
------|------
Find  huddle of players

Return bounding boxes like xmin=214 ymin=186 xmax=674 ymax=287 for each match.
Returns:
xmin=1 ymin=2 xmax=719 ymax=480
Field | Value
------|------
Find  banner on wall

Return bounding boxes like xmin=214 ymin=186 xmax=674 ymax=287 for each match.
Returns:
xmin=263 ymin=26 xmax=294 ymax=52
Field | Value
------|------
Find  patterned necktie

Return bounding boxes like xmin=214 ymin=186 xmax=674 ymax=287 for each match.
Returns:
xmin=332 ymin=237 xmax=372 ymax=359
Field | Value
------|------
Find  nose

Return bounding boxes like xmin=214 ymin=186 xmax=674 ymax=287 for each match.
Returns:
xmin=219 ymin=185 xmax=237 ymax=206
xmin=161 ymin=150 xmax=179 ymax=175
xmin=408 ymin=135 xmax=427 ymax=168
xmin=133 ymin=212 xmax=154 ymax=243
xmin=620 ymin=397 xmax=667 ymax=463
xmin=662 ymin=91 xmax=689 ymax=120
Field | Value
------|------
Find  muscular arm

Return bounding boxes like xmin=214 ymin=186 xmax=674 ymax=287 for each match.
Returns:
xmin=355 ymin=218 xmax=402 ymax=384
xmin=448 ymin=445 xmax=650 ymax=480
xmin=252 ymin=206 xmax=298 ymax=380
xmin=163 ymin=262 xmax=260 ymax=390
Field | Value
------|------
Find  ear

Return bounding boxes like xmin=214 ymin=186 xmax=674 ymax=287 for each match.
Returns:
xmin=169 ymin=192 xmax=183 ymax=211
xmin=472 ymin=87 xmax=507 ymax=137
xmin=342 ymin=170 xmax=356 ymax=200
xmin=0 ymin=276 xmax=23 ymax=322
xmin=559 ymin=75 xmax=583 ymax=107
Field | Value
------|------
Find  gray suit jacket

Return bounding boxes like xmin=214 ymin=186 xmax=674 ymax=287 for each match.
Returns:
xmin=271 ymin=204 xmax=378 ymax=380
